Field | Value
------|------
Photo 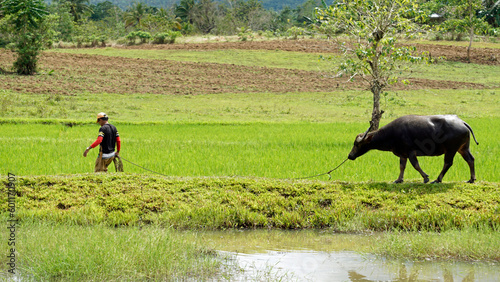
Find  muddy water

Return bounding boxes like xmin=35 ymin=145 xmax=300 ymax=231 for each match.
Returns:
xmin=196 ymin=230 xmax=500 ymax=281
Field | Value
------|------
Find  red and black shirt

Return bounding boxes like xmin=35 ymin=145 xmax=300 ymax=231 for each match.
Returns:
xmin=98 ymin=124 xmax=120 ymax=154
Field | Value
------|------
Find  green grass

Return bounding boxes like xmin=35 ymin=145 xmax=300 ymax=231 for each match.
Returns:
xmin=1 ymin=89 xmax=499 ymax=123
xmin=2 ymin=175 xmax=499 ymax=232
xmin=1 ymin=118 xmax=498 ymax=182
xmin=376 ymin=228 xmax=500 ymax=261
xmin=0 ymin=221 xmax=226 ymax=281
xmin=412 ymin=61 xmax=500 ymax=86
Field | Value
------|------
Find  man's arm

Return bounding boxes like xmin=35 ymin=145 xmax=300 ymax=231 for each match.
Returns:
xmin=115 ymin=136 xmax=121 ymax=157
xmin=83 ymin=136 xmax=103 ymax=157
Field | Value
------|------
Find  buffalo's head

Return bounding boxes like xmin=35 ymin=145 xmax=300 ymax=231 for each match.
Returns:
xmin=348 ymin=125 xmax=374 ymax=160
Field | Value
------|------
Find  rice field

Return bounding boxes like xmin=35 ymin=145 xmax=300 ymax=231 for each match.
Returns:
xmin=1 ymin=85 xmax=499 ymax=183
xmin=2 ymin=117 xmax=498 ymax=182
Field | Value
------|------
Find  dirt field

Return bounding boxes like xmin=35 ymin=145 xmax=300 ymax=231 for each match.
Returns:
xmin=123 ymin=39 xmax=500 ymax=65
xmin=0 ymin=39 xmax=495 ymax=96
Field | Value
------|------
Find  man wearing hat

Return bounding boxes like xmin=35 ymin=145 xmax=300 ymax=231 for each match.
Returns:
xmin=83 ymin=112 xmax=123 ymax=172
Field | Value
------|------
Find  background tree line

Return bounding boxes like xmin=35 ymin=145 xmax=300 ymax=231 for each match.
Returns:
xmin=0 ymin=0 xmax=499 ymax=75
xmin=1 ymin=0 xmax=498 ymax=48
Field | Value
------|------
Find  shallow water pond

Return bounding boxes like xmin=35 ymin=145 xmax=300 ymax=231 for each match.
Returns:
xmin=194 ymin=229 xmax=500 ymax=281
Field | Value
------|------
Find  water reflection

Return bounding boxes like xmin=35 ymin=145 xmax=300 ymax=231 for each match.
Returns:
xmin=196 ymin=230 xmax=499 ymax=281
xmin=230 ymin=250 xmax=493 ymax=281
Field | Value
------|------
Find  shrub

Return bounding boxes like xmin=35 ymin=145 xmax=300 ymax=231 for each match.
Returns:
xmin=137 ymin=31 xmax=151 ymax=43
xmin=126 ymin=31 xmax=138 ymax=44
xmin=237 ymin=27 xmax=253 ymax=41
xmin=98 ymin=35 xmax=107 ymax=47
xmin=153 ymin=32 xmax=168 ymax=44
xmin=286 ymin=26 xmax=306 ymax=40
xmin=152 ymin=31 xmax=181 ymax=44
xmin=126 ymin=31 xmax=151 ymax=44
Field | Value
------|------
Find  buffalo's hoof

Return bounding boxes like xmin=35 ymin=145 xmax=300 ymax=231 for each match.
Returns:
xmin=394 ymin=179 xmax=403 ymax=184
xmin=431 ymin=180 xmax=441 ymax=184
xmin=423 ymin=177 xmax=430 ymax=183
xmin=466 ymin=179 xmax=475 ymax=183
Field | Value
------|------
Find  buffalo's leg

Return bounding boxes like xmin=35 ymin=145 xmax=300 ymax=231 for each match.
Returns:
xmin=408 ymin=152 xmax=429 ymax=183
xmin=433 ymin=151 xmax=457 ymax=183
xmin=459 ymin=147 xmax=476 ymax=183
xmin=394 ymin=157 xmax=407 ymax=183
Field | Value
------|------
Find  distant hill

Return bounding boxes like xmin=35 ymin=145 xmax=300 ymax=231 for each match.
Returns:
xmin=83 ymin=0 xmax=309 ymax=10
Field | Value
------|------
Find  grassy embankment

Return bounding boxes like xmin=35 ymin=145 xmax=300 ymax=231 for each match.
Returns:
xmin=1 ymin=40 xmax=499 ymax=280
xmin=4 ymin=175 xmax=498 ymax=232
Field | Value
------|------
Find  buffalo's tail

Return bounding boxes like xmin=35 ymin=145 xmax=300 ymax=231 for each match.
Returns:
xmin=463 ymin=122 xmax=479 ymax=145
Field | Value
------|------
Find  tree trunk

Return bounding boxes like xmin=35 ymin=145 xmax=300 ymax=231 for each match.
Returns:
xmin=369 ymin=40 xmax=384 ymax=131
xmin=467 ymin=3 xmax=473 ymax=62
xmin=370 ymin=81 xmax=384 ymax=131
xmin=467 ymin=25 xmax=473 ymax=63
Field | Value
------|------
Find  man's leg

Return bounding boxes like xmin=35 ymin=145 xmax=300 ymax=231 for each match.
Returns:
xmin=102 ymin=157 xmax=114 ymax=172
xmin=95 ymin=157 xmax=104 ymax=172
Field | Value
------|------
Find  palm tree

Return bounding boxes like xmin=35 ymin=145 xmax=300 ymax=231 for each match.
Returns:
xmin=175 ymin=0 xmax=195 ymax=23
xmin=58 ymin=0 xmax=92 ymax=22
xmin=123 ymin=2 xmax=148 ymax=29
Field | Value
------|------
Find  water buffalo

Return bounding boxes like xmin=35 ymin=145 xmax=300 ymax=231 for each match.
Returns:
xmin=348 ymin=115 xmax=478 ymax=183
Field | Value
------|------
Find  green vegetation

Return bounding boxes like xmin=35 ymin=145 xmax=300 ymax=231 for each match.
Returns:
xmin=0 ymin=0 xmax=49 ymax=74
xmin=0 ymin=118 xmax=498 ymax=181
xmin=378 ymin=228 xmax=500 ymax=261
xmin=1 ymin=32 xmax=499 ymax=279
xmin=0 ymin=0 xmax=498 ymax=53
xmin=1 ymin=174 xmax=499 ymax=266
xmin=0 ymin=220 xmax=227 ymax=281
xmin=1 ymin=88 xmax=499 ymax=122
xmin=2 ymin=175 xmax=499 ymax=231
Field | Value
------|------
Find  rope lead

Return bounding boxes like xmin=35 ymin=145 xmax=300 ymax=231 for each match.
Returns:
xmin=294 ymin=158 xmax=349 ymax=180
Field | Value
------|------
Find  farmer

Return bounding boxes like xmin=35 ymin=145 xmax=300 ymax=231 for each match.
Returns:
xmin=83 ymin=112 xmax=123 ymax=172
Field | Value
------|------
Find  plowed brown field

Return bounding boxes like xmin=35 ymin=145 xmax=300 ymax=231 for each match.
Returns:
xmin=0 ymin=39 xmax=496 ymax=96
xmin=122 ymin=39 xmax=500 ymax=65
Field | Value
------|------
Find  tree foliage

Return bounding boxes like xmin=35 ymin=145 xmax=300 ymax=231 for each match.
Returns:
xmin=1 ymin=0 xmax=497 ymax=64
xmin=1 ymin=0 xmax=49 ymax=75
xmin=191 ymin=0 xmax=217 ymax=33
xmin=439 ymin=0 xmax=489 ymax=60
xmin=174 ymin=0 xmax=195 ymax=23
xmin=316 ymin=0 xmax=430 ymax=130
xmin=123 ymin=2 xmax=148 ymax=28
xmin=56 ymin=0 xmax=93 ymax=22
